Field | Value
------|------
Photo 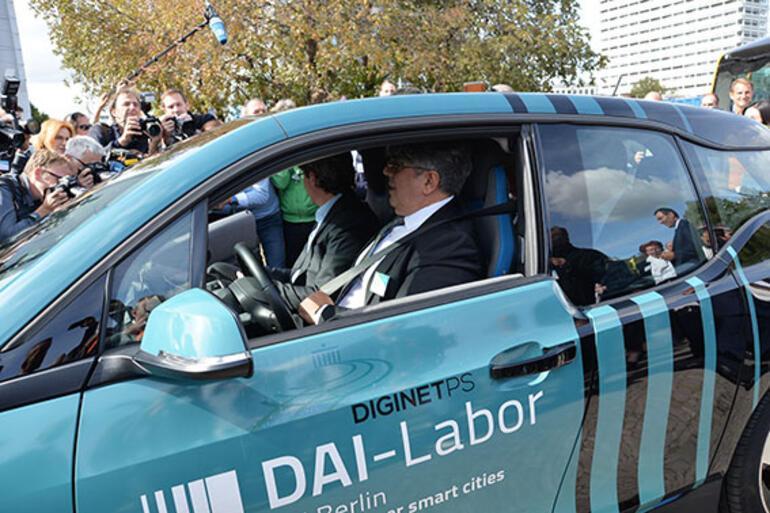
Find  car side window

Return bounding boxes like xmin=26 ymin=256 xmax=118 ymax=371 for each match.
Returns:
xmin=539 ymin=124 xmax=708 ymax=306
xmin=682 ymin=142 xmax=770 ymax=251
xmin=105 ymin=213 xmax=193 ymax=348
xmin=0 ymin=274 xmax=106 ymax=383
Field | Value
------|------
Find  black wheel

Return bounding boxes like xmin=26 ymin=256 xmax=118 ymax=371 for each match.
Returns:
xmin=233 ymin=242 xmax=298 ymax=331
xmin=724 ymin=393 xmax=770 ymax=513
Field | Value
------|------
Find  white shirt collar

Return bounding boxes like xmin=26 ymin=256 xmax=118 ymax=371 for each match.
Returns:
xmin=402 ymin=195 xmax=454 ymax=232
xmin=315 ymin=194 xmax=341 ymax=224
xmin=674 ymin=217 xmax=681 ymax=230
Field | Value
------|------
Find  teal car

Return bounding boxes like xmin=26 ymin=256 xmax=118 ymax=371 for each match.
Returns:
xmin=2 ymin=93 xmax=770 ymax=513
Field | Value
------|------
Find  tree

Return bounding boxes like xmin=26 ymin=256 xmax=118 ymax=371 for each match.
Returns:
xmin=29 ymin=0 xmax=605 ymax=114
xmin=29 ymin=103 xmax=48 ymax=126
xmin=630 ymin=77 xmax=671 ymax=98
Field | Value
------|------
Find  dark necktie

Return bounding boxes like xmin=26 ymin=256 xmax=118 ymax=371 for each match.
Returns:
xmin=367 ymin=216 xmax=404 ymax=256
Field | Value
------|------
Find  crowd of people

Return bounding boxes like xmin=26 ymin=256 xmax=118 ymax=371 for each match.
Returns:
xmin=0 ymin=78 xmax=416 ymax=247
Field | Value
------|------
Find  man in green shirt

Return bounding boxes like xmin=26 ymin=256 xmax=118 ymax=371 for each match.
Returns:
xmin=271 ymin=166 xmax=318 ymax=266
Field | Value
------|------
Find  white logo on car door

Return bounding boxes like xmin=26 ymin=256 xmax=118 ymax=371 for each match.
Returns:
xmin=140 ymin=469 xmax=244 ymax=513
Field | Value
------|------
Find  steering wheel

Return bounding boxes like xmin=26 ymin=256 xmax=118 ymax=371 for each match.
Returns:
xmin=233 ymin=242 xmax=298 ymax=331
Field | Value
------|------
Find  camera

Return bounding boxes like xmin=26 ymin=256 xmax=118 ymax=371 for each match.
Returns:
xmin=82 ymin=161 xmax=112 ymax=184
xmin=139 ymin=117 xmax=162 ymax=138
xmin=173 ymin=117 xmax=197 ymax=139
xmin=9 ymin=148 xmax=30 ymax=175
xmin=138 ymin=92 xmax=162 ymax=138
xmin=51 ymin=175 xmax=84 ymax=199
xmin=0 ymin=72 xmax=39 ymax=163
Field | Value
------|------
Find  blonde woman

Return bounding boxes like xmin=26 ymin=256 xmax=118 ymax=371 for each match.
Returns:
xmin=33 ymin=119 xmax=74 ymax=155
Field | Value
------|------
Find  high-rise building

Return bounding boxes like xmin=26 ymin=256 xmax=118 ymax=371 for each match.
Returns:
xmin=0 ymin=0 xmax=30 ymax=115
xmin=596 ymin=0 xmax=768 ymax=98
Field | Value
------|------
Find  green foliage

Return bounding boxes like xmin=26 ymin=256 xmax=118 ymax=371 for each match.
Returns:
xmin=630 ymin=77 xmax=672 ymax=98
xmin=29 ymin=103 xmax=48 ymax=125
xmin=29 ymin=0 xmax=605 ymax=114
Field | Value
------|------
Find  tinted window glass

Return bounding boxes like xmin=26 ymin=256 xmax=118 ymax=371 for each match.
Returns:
xmin=0 ymin=274 xmax=105 ymax=383
xmin=105 ymin=213 xmax=192 ymax=348
xmin=682 ymin=142 xmax=770 ymax=250
xmin=539 ymin=125 xmax=707 ymax=306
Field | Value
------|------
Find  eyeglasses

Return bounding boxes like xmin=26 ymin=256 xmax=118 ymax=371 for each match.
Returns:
xmin=77 ymin=124 xmax=92 ymax=131
xmin=70 ymin=156 xmax=87 ymax=170
xmin=43 ymin=169 xmax=68 ymax=181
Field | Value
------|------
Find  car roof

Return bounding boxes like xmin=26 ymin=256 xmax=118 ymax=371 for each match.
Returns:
xmin=1 ymin=92 xmax=768 ymax=344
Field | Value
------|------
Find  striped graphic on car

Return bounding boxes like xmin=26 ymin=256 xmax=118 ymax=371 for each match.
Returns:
xmin=617 ymin=303 xmax=646 ymax=512
xmin=568 ymin=277 xmax=724 ymax=512
xmin=631 ymin=292 xmax=675 ymax=508
xmin=585 ymin=305 xmax=626 ymax=513
xmin=727 ymin=246 xmax=761 ymax=408
xmin=501 ymin=93 xmax=708 ymax=135
xmin=686 ymin=276 xmax=718 ymax=486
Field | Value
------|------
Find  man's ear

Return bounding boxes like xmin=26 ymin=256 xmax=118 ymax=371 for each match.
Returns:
xmin=30 ymin=167 xmax=44 ymax=182
xmin=305 ymin=170 xmax=317 ymax=188
xmin=422 ymin=170 xmax=441 ymax=195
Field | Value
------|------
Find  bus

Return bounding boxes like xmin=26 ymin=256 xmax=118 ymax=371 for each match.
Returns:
xmin=713 ymin=36 xmax=770 ymax=109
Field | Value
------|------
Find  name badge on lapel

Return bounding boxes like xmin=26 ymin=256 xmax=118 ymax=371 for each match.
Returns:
xmin=370 ymin=272 xmax=390 ymax=297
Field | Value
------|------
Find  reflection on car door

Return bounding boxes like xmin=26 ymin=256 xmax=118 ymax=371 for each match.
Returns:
xmin=75 ymin=277 xmax=586 ymax=513
xmin=553 ymin=268 xmax=746 ymax=513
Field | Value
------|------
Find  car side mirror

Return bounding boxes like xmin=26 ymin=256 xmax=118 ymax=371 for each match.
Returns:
xmin=135 ymin=288 xmax=253 ymax=380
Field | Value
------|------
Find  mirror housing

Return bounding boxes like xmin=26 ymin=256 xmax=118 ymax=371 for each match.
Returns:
xmin=135 ymin=289 xmax=253 ymax=380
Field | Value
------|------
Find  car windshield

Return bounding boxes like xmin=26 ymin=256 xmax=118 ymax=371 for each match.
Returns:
xmin=0 ymin=119 xmax=251 ymax=286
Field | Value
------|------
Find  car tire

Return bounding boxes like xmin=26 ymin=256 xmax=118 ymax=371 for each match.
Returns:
xmin=724 ymin=393 xmax=770 ymax=513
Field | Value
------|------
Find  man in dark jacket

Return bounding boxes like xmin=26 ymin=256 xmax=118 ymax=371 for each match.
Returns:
xmin=299 ymin=142 xmax=483 ymax=324
xmin=269 ymin=153 xmax=378 ymax=309
xmin=0 ymin=150 xmax=71 ymax=244
xmin=550 ymin=226 xmax=609 ymax=306
xmin=654 ymin=207 xmax=701 ymax=269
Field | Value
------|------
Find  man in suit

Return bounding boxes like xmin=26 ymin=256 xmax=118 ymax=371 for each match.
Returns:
xmin=654 ymin=207 xmax=701 ymax=269
xmin=299 ymin=142 xmax=483 ymax=324
xmin=269 ymin=153 xmax=378 ymax=309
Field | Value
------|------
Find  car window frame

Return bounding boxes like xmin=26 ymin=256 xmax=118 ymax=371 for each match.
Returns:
xmin=531 ymin=121 xmax=718 ymax=309
xmin=76 ymin=119 xmax=540 ymax=385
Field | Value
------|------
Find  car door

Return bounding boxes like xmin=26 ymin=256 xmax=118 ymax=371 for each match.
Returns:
xmin=537 ymin=123 xmax=746 ymax=513
xmin=73 ymin=135 xmax=591 ymax=513
xmin=75 ymin=274 xmax=587 ymax=513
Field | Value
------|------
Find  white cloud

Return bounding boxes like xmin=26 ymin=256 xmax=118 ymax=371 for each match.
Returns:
xmin=545 ymin=167 xmax=684 ymax=222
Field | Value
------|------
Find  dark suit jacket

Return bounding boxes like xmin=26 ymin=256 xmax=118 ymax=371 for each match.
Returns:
xmin=272 ymin=192 xmax=378 ymax=309
xmin=673 ymin=218 xmax=699 ymax=267
xmin=342 ymin=199 xmax=484 ymax=306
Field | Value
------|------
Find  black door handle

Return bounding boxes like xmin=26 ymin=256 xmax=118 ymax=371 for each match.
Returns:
xmin=490 ymin=341 xmax=577 ymax=379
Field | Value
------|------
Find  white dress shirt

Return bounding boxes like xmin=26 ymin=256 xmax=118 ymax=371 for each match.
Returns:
xmin=338 ymin=195 xmax=454 ymax=308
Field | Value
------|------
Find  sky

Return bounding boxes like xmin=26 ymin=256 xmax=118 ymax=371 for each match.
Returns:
xmin=14 ymin=0 xmax=604 ymax=120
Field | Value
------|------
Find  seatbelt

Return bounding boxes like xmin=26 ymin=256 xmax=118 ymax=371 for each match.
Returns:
xmin=319 ymin=200 xmax=516 ymax=296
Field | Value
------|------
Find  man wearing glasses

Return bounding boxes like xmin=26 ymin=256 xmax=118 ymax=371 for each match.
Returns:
xmin=65 ymin=136 xmax=109 ymax=190
xmin=66 ymin=112 xmax=93 ymax=137
xmin=299 ymin=142 xmax=483 ymax=324
xmin=0 ymin=149 xmax=73 ymax=243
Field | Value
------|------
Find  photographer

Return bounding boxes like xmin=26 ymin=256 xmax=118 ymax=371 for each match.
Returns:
xmin=159 ymin=89 xmax=218 ymax=145
xmin=87 ymin=87 xmax=162 ymax=156
xmin=65 ymin=136 xmax=109 ymax=190
xmin=0 ymin=149 xmax=73 ymax=243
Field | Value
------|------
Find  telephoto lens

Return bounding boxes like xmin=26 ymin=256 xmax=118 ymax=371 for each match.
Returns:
xmin=53 ymin=175 xmax=84 ymax=199
xmin=139 ymin=117 xmax=162 ymax=138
